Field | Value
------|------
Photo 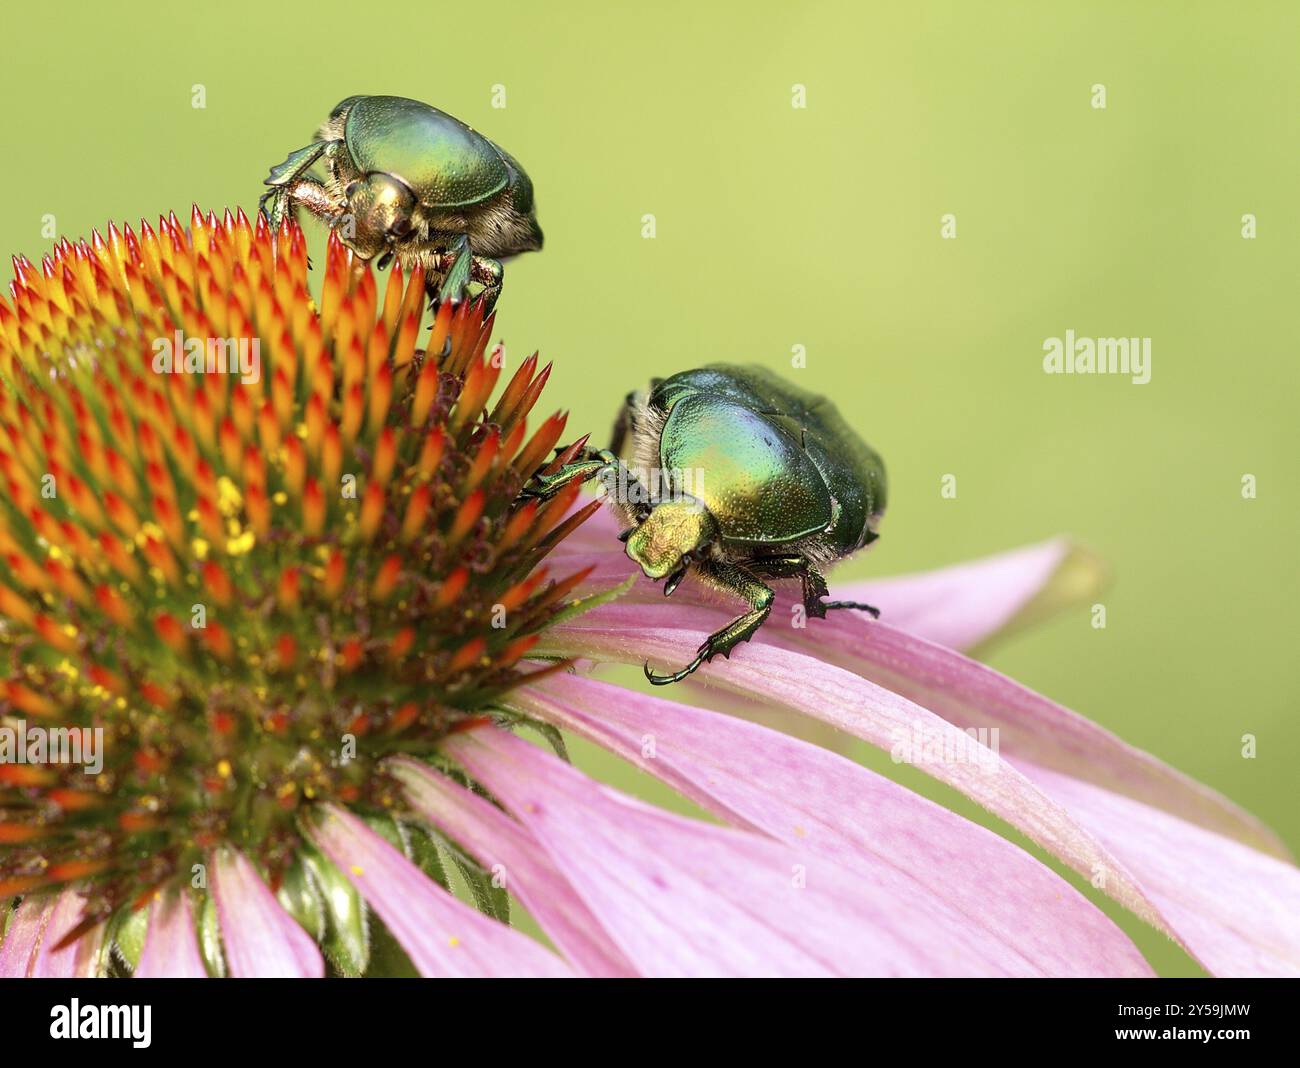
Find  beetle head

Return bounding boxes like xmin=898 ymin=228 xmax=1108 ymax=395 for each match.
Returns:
xmin=626 ymin=498 xmax=716 ymax=581
xmin=340 ymin=173 xmax=417 ymax=258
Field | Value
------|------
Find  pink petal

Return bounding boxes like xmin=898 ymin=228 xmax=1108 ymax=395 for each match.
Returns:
xmin=31 ymin=889 xmax=105 ymax=977
xmin=548 ymin=605 xmax=1163 ymax=916
xmin=548 ymin=602 xmax=1300 ymax=974
xmin=1017 ymin=760 xmax=1300 ymax=977
xmin=307 ymin=803 xmax=572 ymax=977
xmin=135 ymin=890 xmax=207 ymax=978
xmin=0 ymin=894 xmax=56 ymax=977
xmin=804 ymin=611 xmax=1288 ymax=857
xmin=211 ymin=849 xmax=324 ymax=978
xmin=514 ymin=671 xmax=1151 ymax=977
xmin=554 ymin=530 xmax=1282 ymax=857
xmin=554 ymin=507 xmax=1299 ymax=973
xmin=830 ymin=539 xmax=1098 ymax=651
xmin=389 ymin=762 xmax=636 ymax=977
xmin=447 ymin=725 xmax=1058 ymax=976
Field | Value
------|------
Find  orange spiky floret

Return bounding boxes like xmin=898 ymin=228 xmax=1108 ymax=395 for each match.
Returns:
xmin=0 ymin=212 xmax=593 ymax=927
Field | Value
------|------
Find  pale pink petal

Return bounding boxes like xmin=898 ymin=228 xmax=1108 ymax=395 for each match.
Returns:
xmin=546 ymin=606 xmax=1163 ymax=921
xmin=307 ymin=803 xmax=572 ymax=978
xmin=446 ymin=725 xmax=1060 ymax=976
xmin=547 ymin=602 xmax=1300 ymax=974
xmin=554 ymin=538 xmax=1283 ymax=857
xmin=1016 ymin=760 xmax=1300 ymax=977
xmin=514 ymin=671 xmax=1152 ymax=977
xmin=31 ymin=889 xmax=105 ymax=977
xmin=552 ymin=505 xmax=1298 ymax=972
xmin=211 ymin=849 xmax=324 ymax=978
xmin=135 ymin=890 xmax=207 ymax=978
xmin=0 ymin=894 xmax=56 ymax=977
xmin=389 ymin=763 xmax=635 ymax=977
xmin=800 ymin=612 xmax=1289 ymax=857
xmin=830 ymin=539 xmax=1099 ymax=651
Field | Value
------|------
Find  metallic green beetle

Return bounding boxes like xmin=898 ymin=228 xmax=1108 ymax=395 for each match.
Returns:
xmin=259 ymin=95 xmax=543 ymax=307
xmin=526 ymin=364 xmax=887 ymax=684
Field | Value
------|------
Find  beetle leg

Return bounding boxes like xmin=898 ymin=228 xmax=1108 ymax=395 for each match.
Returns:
xmin=820 ymin=598 xmax=881 ymax=618
xmin=470 ymin=257 xmax=504 ymax=313
xmin=519 ymin=448 xmax=623 ymax=501
xmin=261 ymin=177 xmax=345 ymax=233
xmin=260 ymin=140 xmax=339 ymax=228
xmin=608 ymin=391 xmax=639 ymax=458
xmin=751 ymin=555 xmax=881 ymax=620
xmin=644 ymin=560 xmax=774 ymax=685
xmin=520 ymin=457 xmax=611 ymax=499
xmin=421 ymin=239 xmax=506 ymax=310
xmin=435 ymin=235 xmax=475 ymax=303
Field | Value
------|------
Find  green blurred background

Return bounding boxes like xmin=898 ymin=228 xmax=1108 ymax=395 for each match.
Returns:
xmin=1 ymin=0 xmax=1295 ymax=975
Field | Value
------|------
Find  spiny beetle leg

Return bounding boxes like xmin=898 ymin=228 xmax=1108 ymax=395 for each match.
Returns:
xmin=749 ymin=555 xmax=878 ymax=619
xmin=645 ymin=560 xmax=774 ymax=685
xmin=821 ymin=599 xmax=881 ymax=618
xmin=436 ymin=235 xmax=474 ymax=304
xmin=519 ymin=449 xmax=619 ymax=501
xmin=751 ymin=554 xmax=830 ymax=618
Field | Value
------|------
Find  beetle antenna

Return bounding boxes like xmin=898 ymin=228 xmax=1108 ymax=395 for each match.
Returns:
xmin=663 ymin=558 xmax=691 ymax=597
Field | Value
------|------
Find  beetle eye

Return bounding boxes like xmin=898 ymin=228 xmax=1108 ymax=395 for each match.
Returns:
xmin=389 ymin=218 xmax=412 ymax=238
xmin=344 ymin=181 xmax=360 ymax=199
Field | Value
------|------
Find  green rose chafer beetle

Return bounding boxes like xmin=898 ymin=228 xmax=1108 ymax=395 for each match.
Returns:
xmin=259 ymin=95 xmax=543 ymax=307
xmin=526 ymin=364 xmax=887 ymax=684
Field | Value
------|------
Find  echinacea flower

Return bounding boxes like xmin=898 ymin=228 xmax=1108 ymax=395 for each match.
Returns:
xmin=1 ymin=209 xmax=1296 ymax=978
xmin=0 ymin=211 xmax=593 ymax=977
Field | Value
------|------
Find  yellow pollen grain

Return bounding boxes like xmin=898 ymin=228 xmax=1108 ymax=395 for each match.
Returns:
xmin=191 ymin=537 xmax=210 ymax=560
xmin=351 ymin=865 xmax=364 ymax=876
xmin=216 ymin=477 xmax=243 ymax=515
xmin=227 ymin=530 xmax=256 ymax=556
xmin=136 ymin=522 xmax=165 ymax=546
xmin=448 ymin=936 xmax=460 ymax=948
xmin=217 ymin=759 xmax=233 ymax=779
